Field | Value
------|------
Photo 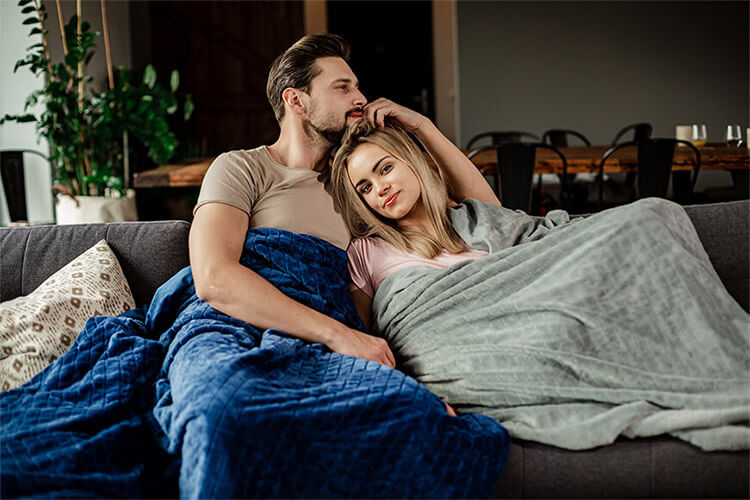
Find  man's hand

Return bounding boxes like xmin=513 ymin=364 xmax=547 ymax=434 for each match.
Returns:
xmin=363 ymin=97 xmax=427 ymax=131
xmin=327 ymin=328 xmax=396 ymax=369
xmin=445 ymin=402 xmax=457 ymax=417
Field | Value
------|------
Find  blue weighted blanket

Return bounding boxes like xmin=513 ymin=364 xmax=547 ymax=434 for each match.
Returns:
xmin=1 ymin=228 xmax=510 ymax=498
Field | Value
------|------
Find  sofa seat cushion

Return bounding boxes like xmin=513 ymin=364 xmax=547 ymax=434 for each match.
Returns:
xmin=0 ymin=240 xmax=135 ymax=391
xmin=494 ymin=436 xmax=749 ymax=498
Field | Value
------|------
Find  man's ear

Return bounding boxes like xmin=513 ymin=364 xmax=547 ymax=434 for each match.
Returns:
xmin=282 ymin=88 xmax=307 ymax=116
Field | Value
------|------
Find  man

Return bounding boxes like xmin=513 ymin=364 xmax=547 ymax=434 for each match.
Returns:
xmin=189 ymin=33 xmax=486 ymax=374
xmin=190 ymin=33 xmax=398 ymax=367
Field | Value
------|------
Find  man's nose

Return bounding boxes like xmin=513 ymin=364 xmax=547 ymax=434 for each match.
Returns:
xmin=353 ymin=88 xmax=366 ymax=107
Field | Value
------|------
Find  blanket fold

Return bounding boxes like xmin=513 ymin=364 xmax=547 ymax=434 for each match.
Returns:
xmin=2 ymin=228 xmax=510 ymax=499
xmin=372 ymin=198 xmax=750 ymax=451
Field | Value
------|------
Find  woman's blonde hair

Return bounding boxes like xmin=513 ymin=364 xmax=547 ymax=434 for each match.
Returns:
xmin=330 ymin=120 xmax=466 ymax=259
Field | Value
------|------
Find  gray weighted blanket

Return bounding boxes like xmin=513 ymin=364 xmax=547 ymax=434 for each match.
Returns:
xmin=371 ymin=198 xmax=750 ymax=451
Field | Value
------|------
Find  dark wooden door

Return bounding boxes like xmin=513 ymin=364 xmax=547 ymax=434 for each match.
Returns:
xmin=131 ymin=1 xmax=304 ymax=159
xmin=327 ymin=1 xmax=434 ymax=120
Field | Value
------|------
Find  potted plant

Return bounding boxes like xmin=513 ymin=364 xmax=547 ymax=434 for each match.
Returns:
xmin=1 ymin=0 xmax=193 ymax=224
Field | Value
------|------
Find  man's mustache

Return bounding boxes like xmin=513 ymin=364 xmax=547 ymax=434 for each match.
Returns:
xmin=347 ymin=108 xmax=364 ymax=118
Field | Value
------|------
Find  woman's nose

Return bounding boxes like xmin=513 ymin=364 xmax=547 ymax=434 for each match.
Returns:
xmin=377 ymin=183 xmax=390 ymax=196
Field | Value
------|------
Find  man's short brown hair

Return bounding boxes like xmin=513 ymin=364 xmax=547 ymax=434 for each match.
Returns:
xmin=266 ymin=33 xmax=352 ymax=124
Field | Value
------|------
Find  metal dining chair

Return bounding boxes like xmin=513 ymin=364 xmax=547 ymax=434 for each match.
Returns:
xmin=0 ymin=150 xmax=49 ymax=224
xmin=611 ymin=123 xmax=653 ymax=146
xmin=542 ymin=129 xmax=592 ymax=210
xmin=603 ymin=123 xmax=655 ymax=200
xmin=465 ymin=131 xmax=541 ymax=150
xmin=542 ymin=129 xmax=591 ymax=148
xmin=597 ymin=139 xmax=701 ymax=210
xmin=468 ymin=142 xmax=568 ymax=214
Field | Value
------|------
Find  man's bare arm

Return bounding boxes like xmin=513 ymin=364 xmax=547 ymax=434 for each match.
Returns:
xmin=189 ymin=202 xmax=395 ymax=367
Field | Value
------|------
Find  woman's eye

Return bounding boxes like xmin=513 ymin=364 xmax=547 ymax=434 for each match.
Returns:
xmin=381 ymin=164 xmax=392 ymax=174
xmin=361 ymin=184 xmax=371 ymax=194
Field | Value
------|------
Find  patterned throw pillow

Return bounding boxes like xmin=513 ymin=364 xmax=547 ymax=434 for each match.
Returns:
xmin=0 ymin=239 xmax=135 ymax=391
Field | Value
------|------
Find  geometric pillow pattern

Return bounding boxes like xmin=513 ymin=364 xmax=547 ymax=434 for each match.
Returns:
xmin=0 ymin=239 xmax=135 ymax=392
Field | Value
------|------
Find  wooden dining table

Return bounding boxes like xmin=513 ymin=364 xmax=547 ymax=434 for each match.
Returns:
xmin=133 ymin=144 xmax=749 ymax=189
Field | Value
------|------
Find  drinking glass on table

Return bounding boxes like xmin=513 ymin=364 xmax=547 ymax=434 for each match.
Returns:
xmin=725 ymin=125 xmax=743 ymax=147
xmin=691 ymin=124 xmax=707 ymax=147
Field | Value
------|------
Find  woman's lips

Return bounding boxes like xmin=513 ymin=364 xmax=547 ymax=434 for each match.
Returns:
xmin=384 ymin=192 xmax=399 ymax=208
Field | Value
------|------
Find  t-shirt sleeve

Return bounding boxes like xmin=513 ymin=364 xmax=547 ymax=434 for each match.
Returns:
xmin=193 ymin=152 xmax=260 ymax=216
xmin=347 ymin=238 xmax=375 ymax=298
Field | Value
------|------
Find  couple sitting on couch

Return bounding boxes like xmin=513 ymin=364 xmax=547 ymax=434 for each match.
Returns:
xmin=192 ymin=33 xmax=749 ymax=450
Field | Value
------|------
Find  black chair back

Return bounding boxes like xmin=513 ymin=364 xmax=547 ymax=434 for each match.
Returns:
xmin=1 ymin=152 xmax=26 ymax=222
xmin=0 ymin=150 xmax=49 ymax=224
xmin=466 ymin=131 xmax=541 ymax=150
xmin=542 ymin=129 xmax=591 ymax=147
xmin=611 ymin=123 xmax=653 ymax=146
xmin=597 ymin=139 xmax=700 ymax=209
xmin=468 ymin=142 xmax=568 ymax=213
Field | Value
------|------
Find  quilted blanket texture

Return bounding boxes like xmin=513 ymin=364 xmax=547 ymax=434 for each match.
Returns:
xmin=372 ymin=198 xmax=750 ymax=451
xmin=1 ymin=228 xmax=510 ymax=498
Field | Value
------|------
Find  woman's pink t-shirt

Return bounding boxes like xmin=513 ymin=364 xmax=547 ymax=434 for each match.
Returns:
xmin=347 ymin=237 xmax=488 ymax=297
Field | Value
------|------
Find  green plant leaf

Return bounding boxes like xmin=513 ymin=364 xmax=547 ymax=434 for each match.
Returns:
xmin=21 ymin=5 xmax=35 ymax=13
xmin=143 ymin=64 xmax=157 ymax=88
xmin=14 ymin=59 xmax=30 ymax=72
xmin=18 ymin=0 xmax=33 ymax=6
xmin=23 ymin=17 xmax=38 ymax=25
xmin=170 ymin=70 xmax=179 ymax=92
xmin=30 ymin=27 xmax=41 ymax=35
xmin=24 ymin=91 xmax=40 ymax=109
xmin=184 ymin=95 xmax=194 ymax=121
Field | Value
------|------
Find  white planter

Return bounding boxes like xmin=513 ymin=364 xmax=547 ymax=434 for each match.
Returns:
xmin=55 ymin=189 xmax=138 ymax=225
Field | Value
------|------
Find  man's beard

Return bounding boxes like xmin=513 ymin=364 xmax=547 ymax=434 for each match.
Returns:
xmin=306 ymin=120 xmax=346 ymax=145
xmin=305 ymin=106 xmax=360 ymax=146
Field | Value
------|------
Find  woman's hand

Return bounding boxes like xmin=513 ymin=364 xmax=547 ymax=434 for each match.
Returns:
xmin=364 ymin=98 xmax=427 ymax=131
xmin=327 ymin=328 xmax=396 ymax=368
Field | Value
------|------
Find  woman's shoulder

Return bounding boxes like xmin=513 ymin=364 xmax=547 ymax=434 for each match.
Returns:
xmin=348 ymin=236 xmax=400 ymax=259
xmin=348 ymin=236 xmax=378 ymax=254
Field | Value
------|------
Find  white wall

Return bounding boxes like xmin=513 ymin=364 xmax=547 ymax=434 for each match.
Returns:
xmin=1 ymin=0 xmax=53 ymax=225
xmin=0 ymin=0 xmax=132 ymax=225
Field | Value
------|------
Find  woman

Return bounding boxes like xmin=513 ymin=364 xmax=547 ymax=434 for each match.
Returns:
xmin=329 ymin=102 xmax=500 ymax=328
xmin=329 ymin=112 xmax=750 ymax=452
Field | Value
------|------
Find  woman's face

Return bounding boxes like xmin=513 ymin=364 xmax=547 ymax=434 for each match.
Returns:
xmin=346 ymin=142 xmax=422 ymax=221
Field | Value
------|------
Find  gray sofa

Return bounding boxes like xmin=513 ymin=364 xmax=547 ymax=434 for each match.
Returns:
xmin=1 ymin=200 xmax=748 ymax=498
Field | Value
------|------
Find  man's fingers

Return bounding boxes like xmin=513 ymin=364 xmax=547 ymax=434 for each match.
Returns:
xmin=377 ymin=108 xmax=387 ymax=128
xmin=385 ymin=347 xmax=396 ymax=368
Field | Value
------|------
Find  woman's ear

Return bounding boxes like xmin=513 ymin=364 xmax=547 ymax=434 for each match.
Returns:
xmin=282 ymin=88 xmax=307 ymax=116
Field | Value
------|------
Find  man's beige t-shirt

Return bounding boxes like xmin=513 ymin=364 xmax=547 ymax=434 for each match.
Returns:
xmin=193 ymin=146 xmax=350 ymax=250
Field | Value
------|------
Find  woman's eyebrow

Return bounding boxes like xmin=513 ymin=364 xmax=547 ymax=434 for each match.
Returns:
xmin=354 ymin=156 xmax=390 ymax=189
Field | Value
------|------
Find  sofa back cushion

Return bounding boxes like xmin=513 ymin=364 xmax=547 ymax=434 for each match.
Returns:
xmin=0 ymin=220 xmax=190 ymax=306
xmin=683 ymin=200 xmax=749 ymax=312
